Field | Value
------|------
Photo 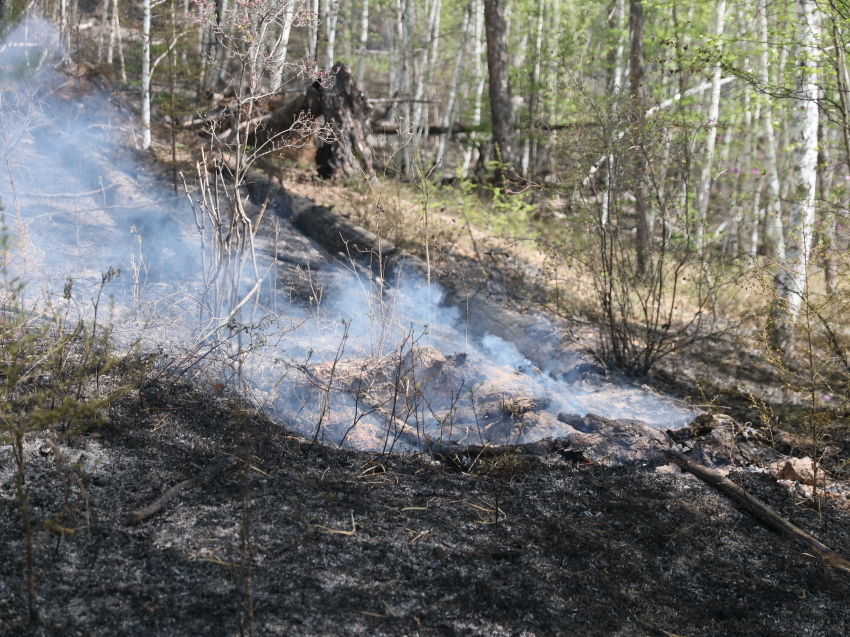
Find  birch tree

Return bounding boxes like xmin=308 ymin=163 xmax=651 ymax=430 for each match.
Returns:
xmin=695 ymin=0 xmax=727 ymax=255
xmin=356 ymin=0 xmax=369 ymax=82
xmin=629 ymin=0 xmax=651 ymax=273
xmin=773 ymin=0 xmax=822 ymax=348
xmin=141 ymin=0 xmax=151 ymax=150
xmin=758 ymin=0 xmax=785 ymax=260
xmin=435 ymin=2 xmax=472 ymax=171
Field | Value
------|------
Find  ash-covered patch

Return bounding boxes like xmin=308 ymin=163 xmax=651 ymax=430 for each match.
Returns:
xmin=1 ymin=375 xmax=849 ymax=636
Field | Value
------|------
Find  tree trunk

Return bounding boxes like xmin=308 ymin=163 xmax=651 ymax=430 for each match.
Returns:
xmin=772 ymin=0 xmax=821 ymax=350
xmin=107 ymin=0 xmax=117 ymax=65
xmin=528 ymin=0 xmax=545 ymax=177
xmin=141 ymin=0 xmax=151 ymax=150
xmin=325 ymin=0 xmax=339 ymax=71
xmin=461 ymin=0 xmax=486 ymax=178
xmin=310 ymin=0 xmax=319 ymax=59
xmin=695 ymin=0 xmax=727 ymax=255
xmin=609 ymin=0 xmax=626 ymax=95
xmin=98 ymin=0 xmax=109 ymax=63
xmin=759 ymin=0 xmax=785 ymax=260
xmin=272 ymin=4 xmax=294 ymax=89
xmin=483 ymin=0 xmax=516 ymax=177
xmin=414 ymin=0 xmax=442 ymax=148
xmin=817 ymin=105 xmax=837 ymax=295
xmin=629 ymin=0 xmax=651 ymax=274
xmin=357 ymin=0 xmax=370 ymax=82
xmin=601 ymin=0 xmax=625 ymax=226
xmin=435 ymin=4 xmax=471 ymax=172
xmin=316 ymin=64 xmax=374 ymax=179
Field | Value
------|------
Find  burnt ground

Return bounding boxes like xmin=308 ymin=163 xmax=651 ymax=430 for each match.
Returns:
xmin=1 ymin=374 xmax=849 ymax=637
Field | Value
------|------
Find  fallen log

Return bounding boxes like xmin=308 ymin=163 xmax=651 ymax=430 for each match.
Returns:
xmin=120 ymin=456 xmax=237 ymax=526
xmin=371 ymin=122 xmax=472 ymax=136
xmin=663 ymin=448 xmax=850 ymax=572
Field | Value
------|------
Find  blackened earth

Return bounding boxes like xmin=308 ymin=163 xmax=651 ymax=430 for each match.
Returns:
xmin=1 ymin=375 xmax=849 ymax=637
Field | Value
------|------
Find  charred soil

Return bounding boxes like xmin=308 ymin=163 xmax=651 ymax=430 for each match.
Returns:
xmin=1 ymin=373 xmax=849 ymax=637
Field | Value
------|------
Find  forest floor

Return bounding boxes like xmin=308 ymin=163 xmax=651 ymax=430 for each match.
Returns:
xmin=1 ymin=374 xmax=850 ymax=637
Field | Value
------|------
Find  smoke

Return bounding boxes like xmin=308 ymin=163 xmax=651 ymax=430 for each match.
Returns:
xmin=0 ymin=18 xmax=696 ymax=453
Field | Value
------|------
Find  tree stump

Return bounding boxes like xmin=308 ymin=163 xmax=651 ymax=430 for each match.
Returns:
xmin=315 ymin=63 xmax=373 ymax=179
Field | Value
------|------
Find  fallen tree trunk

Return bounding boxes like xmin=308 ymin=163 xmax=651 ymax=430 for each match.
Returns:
xmin=371 ymin=122 xmax=471 ymax=136
xmin=121 ymin=456 xmax=237 ymax=525
xmin=663 ymin=448 xmax=850 ymax=572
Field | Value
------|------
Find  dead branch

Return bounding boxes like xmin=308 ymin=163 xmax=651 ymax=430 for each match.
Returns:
xmin=663 ymin=449 xmax=850 ymax=572
xmin=120 ymin=457 xmax=237 ymax=526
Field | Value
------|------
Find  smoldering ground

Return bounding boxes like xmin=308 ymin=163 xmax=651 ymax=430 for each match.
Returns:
xmin=1 ymin=18 xmax=695 ymax=454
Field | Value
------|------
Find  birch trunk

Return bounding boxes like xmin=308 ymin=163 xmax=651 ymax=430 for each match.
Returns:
xmin=434 ymin=4 xmax=471 ymax=172
xmin=461 ymin=0 xmax=486 ymax=178
xmin=60 ymin=0 xmax=67 ymax=56
xmin=610 ymin=0 xmax=626 ymax=95
xmin=141 ymin=0 xmax=152 ymax=150
xmin=421 ymin=0 xmax=443 ymax=141
xmin=602 ymin=0 xmax=625 ymax=225
xmin=181 ymin=0 xmax=189 ymax=64
xmin=272 ymin=4 xmax=294 ymax=89
xmin=399 ymin=0 xmax=413 ymax=176
xmin=357 ymin=0 xmax=369 ymax=82
xmin=817 ymin=108 xmax=837 ymax=295
xmin=310 ymin=0 xmax=319 ymax=59
xmin=695 ymin=0 xmax=726 ymax=254
xmin=325 ymin=0 xmax=339 ymax=70
xmin=107 ymin=0 xmax=117 ymax=65
xmin=116 ymin=0 xmax=126 ymax=81
xmin=773 ymin=0 xmax=821 ymax=347
xmin=759 ymin=0 xmax=785 ymax=260
xmin=629 ymin=0 xmax=651 ymax=273
xmin=98 ymin=0 xmax=109 ymax=63
xmin=528 ymin=0 xmax=545 ymax=177
xmin=827 ymin=18 xmax=850 ymax=295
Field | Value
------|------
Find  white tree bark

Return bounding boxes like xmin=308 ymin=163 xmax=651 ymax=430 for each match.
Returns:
xmin=695 ymin=0 xmax=726 ymax=253
xmin=460 ymin=0 xmax=486 ymax=178
xmin=272 ymin=4 xmax=295 ymax=89
xmin=435 ymin=3 xmax=471 ymax=171
xmin=601 ymin=0 xmax=625 ymax=225
xmin=775 ymin=0 xmax=821 ymax=330
xmin=141 ymin=0 xmax=152 ymax=150
xmin=418 ymin=0 xmax=442 ymax=142
xmin=547 ymin=0 xmax=560 ymax=123
xmin=357 ymin=0 xmax=370 ymax=82
xmin=398 ymin=0 xmax=414 ymax=175
xmin=611 ymin=0 xmax=626 ymax=95
xmin=60 ymin=0 xmax=68 ymax=57
xmin=325 ymin=0 xmax=339 ymax=70
xmin=758 ymin=0 xmax=785 ymax=260
xmin=310 ymin=0 xmax=319 ymax=59
xmin=107 ymin=0 xmax=117 ymax=65
xmin=98 ymin=0 xmax=109 ymax=63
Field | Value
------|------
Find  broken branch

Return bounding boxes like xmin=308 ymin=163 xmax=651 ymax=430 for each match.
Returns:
xmin=120 ymin=456 xmax=237 ymax=525
xmin=663 ymin=449 xmax=850 ymax=572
